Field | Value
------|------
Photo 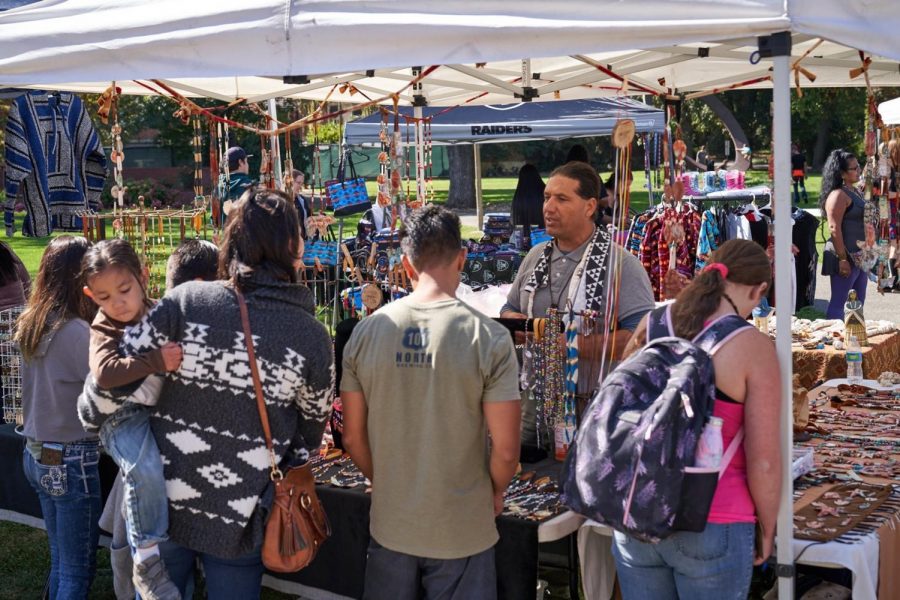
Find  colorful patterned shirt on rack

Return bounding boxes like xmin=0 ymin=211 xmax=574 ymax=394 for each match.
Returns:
xmin=695 ymin=209 xmax=723 ymax=274
xmin=638 ymin=204 xmax=701 ymax=301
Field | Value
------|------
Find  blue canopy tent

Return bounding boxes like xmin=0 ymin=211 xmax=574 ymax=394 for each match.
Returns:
xmin=345 ymin=97 xmax=665 ymax=226
xmin=344 ymin=97 xmax=665 ymax=145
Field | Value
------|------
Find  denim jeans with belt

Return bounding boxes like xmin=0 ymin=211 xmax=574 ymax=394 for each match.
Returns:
xmin=99 ymin=403 xmax=168 ymax=549
xmin=23 ymin=440 xmax=102 ymax=600
xmin=612 ymin=522 xmax=755 ymax=600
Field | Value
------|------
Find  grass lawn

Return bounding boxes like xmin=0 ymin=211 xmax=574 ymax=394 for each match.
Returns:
xmin=0 ymin=520 xmax=295 ymax=599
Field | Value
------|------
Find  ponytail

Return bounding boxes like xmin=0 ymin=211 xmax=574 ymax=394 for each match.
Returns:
xmin=671 ymin=268 xmax=728 ymax=339
xmin=671 ymin=239 xmax=771 ymax=339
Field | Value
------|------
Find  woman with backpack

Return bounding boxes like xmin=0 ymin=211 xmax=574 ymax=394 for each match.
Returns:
xmin=612 ymin=239 xmax=783 ymax=600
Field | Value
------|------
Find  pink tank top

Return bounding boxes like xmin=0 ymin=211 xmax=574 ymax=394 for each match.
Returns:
xmin=707 ymin=398 xmax=756 ymax=523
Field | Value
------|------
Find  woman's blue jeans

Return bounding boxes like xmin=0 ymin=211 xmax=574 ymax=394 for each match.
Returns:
xmin=159 ymin=539 xmax=265 ymax=600
xmin=23 ymin=441 xmax=102 ymax=600
xmin=612 ymin=522 xmax=755 ymax=600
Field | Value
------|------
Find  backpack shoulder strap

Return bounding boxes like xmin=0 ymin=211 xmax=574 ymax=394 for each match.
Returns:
xmin=692 ymin=313 xmax=754 ymax=356
xmin=646 ymin=304 xmax=675 ymax=343
xmin=718 ymin=427 xmax=744 ymax=481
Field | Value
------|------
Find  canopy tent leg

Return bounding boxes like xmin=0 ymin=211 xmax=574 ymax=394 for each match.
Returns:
xmin=268 ymin=98 xmax=283 ymax=189
xmin=771 ymin=34 xmax=796 ymax=600
xmin=474 ymin=144 xmax=484 ymax=230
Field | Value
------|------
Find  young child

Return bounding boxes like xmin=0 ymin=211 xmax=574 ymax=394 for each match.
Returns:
xmin=81 ymin=239 xmax=183 ymax=600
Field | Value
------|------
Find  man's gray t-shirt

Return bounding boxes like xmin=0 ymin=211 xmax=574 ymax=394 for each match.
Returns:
xmin=341 ymin=297 xmax=520 ymax=559
xmin=506 ymin=236 xmax=655 ymax=328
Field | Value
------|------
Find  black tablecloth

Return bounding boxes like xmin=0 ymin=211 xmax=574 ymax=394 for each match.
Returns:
xmin=278 ymin=483 xmax=542 ymax=600
xmin=0 ymin=423 xmax=551 ymax=600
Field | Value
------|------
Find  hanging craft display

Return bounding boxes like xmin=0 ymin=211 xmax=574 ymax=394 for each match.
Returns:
xmin=326 ymin=148 xmax=371 ymax=217
xmin=78 ymin=207 xmax=208 ymax=298
xmin=108 ymin=85 xmax=127 ymax=213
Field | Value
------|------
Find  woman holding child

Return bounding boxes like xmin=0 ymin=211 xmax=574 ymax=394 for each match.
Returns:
xmin=78 ymin=189 xmax=334 ymax=599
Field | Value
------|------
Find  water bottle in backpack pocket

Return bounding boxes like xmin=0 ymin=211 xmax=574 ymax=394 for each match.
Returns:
xmin=561 ymin=304 xmax=752 ymax=542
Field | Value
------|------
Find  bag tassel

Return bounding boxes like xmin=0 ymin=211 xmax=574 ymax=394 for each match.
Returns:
xmin=281 ymin=512 xmax=309 ymax=557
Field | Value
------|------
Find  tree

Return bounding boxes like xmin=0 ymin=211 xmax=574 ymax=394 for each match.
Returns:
xmin=446 ymin=145 xmax=476 ymax=209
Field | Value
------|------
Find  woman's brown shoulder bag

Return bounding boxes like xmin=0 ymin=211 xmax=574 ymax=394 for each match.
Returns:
xmin=236 ymin=291 xmax=331 ymax=573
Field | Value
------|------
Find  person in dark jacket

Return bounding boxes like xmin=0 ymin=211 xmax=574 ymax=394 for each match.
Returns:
xmin=223 ymin=146 xmax=255 ymax=217
xmin=791 ymin=143 xmax=809 ymax=205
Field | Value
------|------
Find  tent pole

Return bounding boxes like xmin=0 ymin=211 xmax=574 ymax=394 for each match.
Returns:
xmin=414 ymin=105 xmax=426 ymax=202
xmin=474 ymin=144 xmax=484 ymax=229
xmin=771 ymin=34 xmax=795 ymax=600
xmin=268 ymin=98 xmax=283 ymax=189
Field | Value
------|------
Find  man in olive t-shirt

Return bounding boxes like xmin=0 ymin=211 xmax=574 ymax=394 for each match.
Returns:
xmin=342 ymin=206 xmax=521 ymax=600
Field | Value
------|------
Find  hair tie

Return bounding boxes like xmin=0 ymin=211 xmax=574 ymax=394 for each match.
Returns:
xmin=703 ymin=262 xmax=729 ymax=278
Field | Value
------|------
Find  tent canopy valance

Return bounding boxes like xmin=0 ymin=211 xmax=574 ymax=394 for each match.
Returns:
xmin=343 ymin=98 xmax=665 ymax=146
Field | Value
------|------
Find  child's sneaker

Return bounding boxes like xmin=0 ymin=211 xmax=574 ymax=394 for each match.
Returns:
xmin=132 ymin=554 xmax=181 ymax=600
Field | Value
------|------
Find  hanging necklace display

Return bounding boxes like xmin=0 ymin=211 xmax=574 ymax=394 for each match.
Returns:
xmin=405 ymin=116 xmax=420 ymax=209
xmin=108 ymin=83 xmax=126 ymax=215
xmin=192 ymin=115 xmax=204 ymax=201
xmin=376 ymin=109 xmax=391 ymax=208
xmin=554 ymin=312 xmax=579 ymax=461
xmin=535 ymin=309 xmax=565 ymax=448
xmin=283 ymin=128 xmax=294 ymax=193
xmin=390 ymin=99 xmax=405 ymax=206
xmin=424 ymin=117 xmax=435 ymax=204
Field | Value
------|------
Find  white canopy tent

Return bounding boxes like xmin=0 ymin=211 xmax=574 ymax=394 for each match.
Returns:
xmin=880 ymin=97 xmax=900 ymax=126
xmin=3 ymin=3 xmax=900 ymax=599
xmin=1 ymin=0 xmax=900 ymax=105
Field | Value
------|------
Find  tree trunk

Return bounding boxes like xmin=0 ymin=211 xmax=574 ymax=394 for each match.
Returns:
xmin=446 ymin=145 xmax=476 ymax=209
xmin=812 ymin=118 xmax=832 ymax=171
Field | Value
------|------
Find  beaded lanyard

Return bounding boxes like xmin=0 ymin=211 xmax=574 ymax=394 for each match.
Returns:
xmin=562 ymin=310 xmax=579 ymax=445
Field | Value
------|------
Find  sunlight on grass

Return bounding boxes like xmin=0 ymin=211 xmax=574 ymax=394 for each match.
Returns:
xmin=6 ymin=171 xmax=824 ymax=275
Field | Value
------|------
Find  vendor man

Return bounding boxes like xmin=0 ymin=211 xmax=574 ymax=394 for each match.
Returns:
xmin=500 ymin=161 xmax=655 ymax=445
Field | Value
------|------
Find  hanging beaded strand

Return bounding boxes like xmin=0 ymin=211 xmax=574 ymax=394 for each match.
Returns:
xmin=563 ymin=310 xmax=579 ymax=446
xmin=424 ymin=116 xmax=435 ymax=204
xmin=536 ymin=309 xmax=565 ymax=448
xmin=108 ymin=83 xmax=126 ymax=214
xmin=192 ymin=115 xmax=203 ymax=199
